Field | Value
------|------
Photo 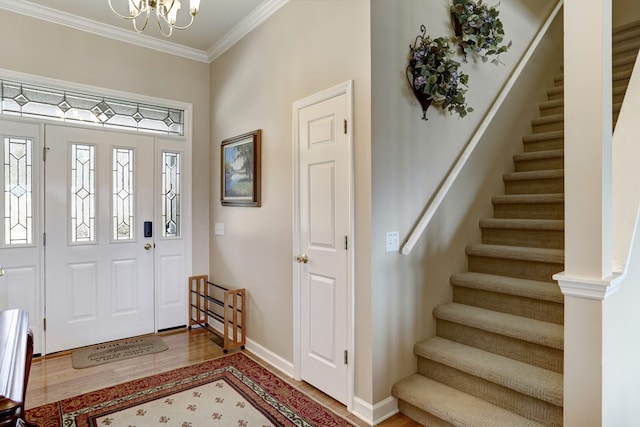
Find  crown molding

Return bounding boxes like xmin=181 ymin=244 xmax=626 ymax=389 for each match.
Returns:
xmin=207 ymin=0 xmax=290 ymax=63
xmin=0 ymin=0 xmax=289 ymax=64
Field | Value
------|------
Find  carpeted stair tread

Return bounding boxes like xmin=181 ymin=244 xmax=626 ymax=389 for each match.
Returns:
xmin=451 ymin=272 xmax=564 ymax=303
xmin=479 ymin=218 xmax=564 ymax=231
xmin=613 ymin=38 xmax=640 ymax=57
xmin=613 ymin=19 xmax=640 ymax=39
xmin=392 ymin=375 xmax=545 ymax=427
xmin=415 ymin=337 xmax=563 ymax=407
xmin=492 ymin=193 xmax=564 ymax=205
xmin=612 ymin=52 xmax=639 ymax=69
xmin=513 ymin=149 xmax=564 ymax=163
xmin=434 ymin=303 xmax=563 ymax=349
xmin=522 ymin=130 xmax=563 ymax=144
xmin=531 ymin=113 xmax=563 ymax=126
xmin=466 ymin=244 xmax=564 ymax=264
xmin=503 ymin=169 xmax=564 ymax=182
xmin=538 ymin=99 xmax=563 ymax=113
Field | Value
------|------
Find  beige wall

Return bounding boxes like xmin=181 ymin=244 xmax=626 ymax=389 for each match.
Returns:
xmin=0 ymin=10 xmax=211 ymax=277
xmin=208 ymin=0 xmax=372 ymax=399
xmin=614 ymin=0 xmax=640 ymax=26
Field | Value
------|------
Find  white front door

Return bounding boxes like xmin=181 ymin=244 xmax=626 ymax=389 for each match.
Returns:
xmin=45 ymin=125 xmax=155 ymax=353
xmin=294 ymin=82 xmax=353 ymax=406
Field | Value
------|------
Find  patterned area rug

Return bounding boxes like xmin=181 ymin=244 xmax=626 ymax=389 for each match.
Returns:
xmin=26 ymin=352 xmax=354 ymax=426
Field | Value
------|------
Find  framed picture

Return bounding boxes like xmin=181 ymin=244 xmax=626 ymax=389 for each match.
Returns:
xmin=221 ymin=129 xmax=261 ymax=207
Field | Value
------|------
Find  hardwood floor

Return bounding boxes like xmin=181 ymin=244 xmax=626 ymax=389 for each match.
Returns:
xmin=26 ymin=328 xmax=420 ymax=426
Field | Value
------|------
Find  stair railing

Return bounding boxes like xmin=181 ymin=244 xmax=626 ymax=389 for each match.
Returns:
xmin=401 ymin=0 xmax=564 ymax=255
xmin=612 ymin=45 xmax=640 ymax=275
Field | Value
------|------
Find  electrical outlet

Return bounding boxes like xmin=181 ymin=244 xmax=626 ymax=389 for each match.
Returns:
xmin=386 ymin=231 xmax=400 ymax=252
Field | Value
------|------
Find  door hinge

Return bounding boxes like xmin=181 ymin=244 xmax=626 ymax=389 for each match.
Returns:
xmin=343 ymin=119 xmax=347 ymax=135
xmin=43 ymin=232 xmax=46 ymax=246
xmin=344 ymin=235 xmax=348 ymax=250
xmin=344 ymin=350 xmax=348 ymax=365
xmin=43 ymin=318 xmax=46 ymax=331
xmin=43 ymin=147 xmax=50 ymax=162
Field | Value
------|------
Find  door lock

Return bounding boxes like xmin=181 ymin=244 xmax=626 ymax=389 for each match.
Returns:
xmin=295 ymin=254 xmax=309 ymax=264
xmin=144 ymin=243 xmax=153 ymax=250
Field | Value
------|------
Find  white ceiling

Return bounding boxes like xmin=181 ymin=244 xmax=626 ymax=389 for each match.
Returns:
xmin=0 ymin=0 xmax=288 ymax=63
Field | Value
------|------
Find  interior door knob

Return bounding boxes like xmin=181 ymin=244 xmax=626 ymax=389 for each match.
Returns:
xmin=295 ymin=254 xmax=309 ymax=264
xmin=144 ymin=243 xmax=153 ymax=250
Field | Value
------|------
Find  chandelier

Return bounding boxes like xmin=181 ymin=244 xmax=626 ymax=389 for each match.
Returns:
xmin=108 ymin=0 xmax=201 ymax=37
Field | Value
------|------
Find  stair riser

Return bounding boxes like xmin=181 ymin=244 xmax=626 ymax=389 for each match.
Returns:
xmin=546 ymin=88 xmax=563 ymax=101
xmin=468 ymin=256 xmax=564 ymax=282
xmin=540 ymin=105 xmax=563 ymax=116
xmin=614 ymin=77 xmax=631 ymax=89
xmin=504 ymin=178 xmax=564 ymax=195
xmin=532 ymin=120 xmax=563 ymax=133
xmin=523 ymin=138 xmax=564 ymax=153
xmin=613 ymin=45 xmax=639 ymax=58
xmin=493 ymin=202 xmax=564 ymax=220
xmin=481 ymin=227 xmax=564 ymax=249
xmin=514 ymin=156 xmax=564 ymax=172
xmin=417 ymin=358 xmax=563 ymax=426
xmin=397 ymin=401 xmax=455 ymax=427
xmin=436 ymin=320 xmax=564 ymax=373
xmin=453 ymin=286 xmax=564 ymax=324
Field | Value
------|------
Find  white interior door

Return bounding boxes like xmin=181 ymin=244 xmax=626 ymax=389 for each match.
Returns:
xmin=0 ymin=120 xmax=44 ymax=354
xmin=45 ymin=125 xmax=155 ymax=353
xmin=294 ymin=83 xmax=353 ymax=406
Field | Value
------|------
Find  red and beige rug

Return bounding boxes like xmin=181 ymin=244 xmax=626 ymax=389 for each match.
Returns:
xmin=26 ymin=352 xmax=354 ymax=426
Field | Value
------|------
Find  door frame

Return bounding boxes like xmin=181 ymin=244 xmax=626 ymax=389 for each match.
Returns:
xmin=292 ymin=80 xmax=355 ymax=410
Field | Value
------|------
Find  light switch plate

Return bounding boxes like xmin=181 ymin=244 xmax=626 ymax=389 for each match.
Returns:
xmin=386 ymin=231 xmax=400 ymax=252
xmin=214 ymin=223 xmax=225 ymax=236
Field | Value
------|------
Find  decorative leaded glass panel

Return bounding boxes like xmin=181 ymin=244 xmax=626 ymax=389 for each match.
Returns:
xmin=162 ymin=151 xmax=181 ymax=238
xmin=1 ymin=80 xmax=184 ymax=136
xmin=113 ymin=148 xmax=134 ymax=241
xmin=71 ymin=144 xmax=96 ymax=243
xmin=3 ymin=137 xmax=32 ymax=245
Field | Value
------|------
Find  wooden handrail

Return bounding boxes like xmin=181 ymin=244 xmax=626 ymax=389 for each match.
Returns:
xmin=401 ymin=0 xmax=564 ymax=255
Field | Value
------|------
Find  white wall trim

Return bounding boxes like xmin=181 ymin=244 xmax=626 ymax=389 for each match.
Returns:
xmin=554 ymin=271 xmax=625 ymax=300
xmin=352 ymin=396 xmax=398 ymax=426
xmin=207 ymin=0 xmax=290 ymax=63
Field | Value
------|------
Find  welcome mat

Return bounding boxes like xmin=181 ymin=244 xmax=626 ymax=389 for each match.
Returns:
xmin=71 ymin=335 xmax=169 ymax=369
xmin=26 ymin=352 xmax=354 ymax=426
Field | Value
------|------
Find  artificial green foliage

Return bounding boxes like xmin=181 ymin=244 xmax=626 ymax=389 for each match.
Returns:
xmin=450 ymin=0 xmax=511 ymax=65
xmin=407 ymin=26 xmax=473 ymax=119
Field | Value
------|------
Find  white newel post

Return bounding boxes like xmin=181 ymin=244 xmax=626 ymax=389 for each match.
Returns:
xmin=555 ymin=0 xmax=614 ymax=426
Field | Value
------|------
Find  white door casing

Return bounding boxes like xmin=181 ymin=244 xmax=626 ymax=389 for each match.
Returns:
xmin=45 ymin=125 xmax=156 ymax=353
xmin=0 ymin=120 xmax=44 ymax=354
xmin=293 ymin=81 xmax=354 ymax=407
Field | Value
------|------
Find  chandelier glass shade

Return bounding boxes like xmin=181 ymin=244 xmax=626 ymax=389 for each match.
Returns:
xmin=108 ymin=0 xmax=201 ymax=37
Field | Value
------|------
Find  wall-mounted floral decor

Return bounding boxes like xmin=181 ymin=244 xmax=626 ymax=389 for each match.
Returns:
xmin=450 ymin=0 xmax=511 ymax=64
xmin=406 ymin=26 xmax=473 ymax=120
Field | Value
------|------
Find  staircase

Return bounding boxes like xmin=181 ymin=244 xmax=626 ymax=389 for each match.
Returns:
xmin=391 ymin=21 xmax=640 ymax=427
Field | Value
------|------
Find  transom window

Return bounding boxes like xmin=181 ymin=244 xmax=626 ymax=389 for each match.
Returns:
xmin=1 ymin=80 xmax=184 ymax=136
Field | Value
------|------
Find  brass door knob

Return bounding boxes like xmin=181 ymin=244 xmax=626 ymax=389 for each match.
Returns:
xmin=295 ymin=254 xmax=309 ymax=264
xmin=144 ymin=243 xmax=153 ymax=250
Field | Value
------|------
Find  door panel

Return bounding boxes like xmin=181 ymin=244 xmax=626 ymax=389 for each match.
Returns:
xmin=297 ymin=92 xmax=350 ymax=405
xmin=45 ymin=125 xmax=155 ymax=353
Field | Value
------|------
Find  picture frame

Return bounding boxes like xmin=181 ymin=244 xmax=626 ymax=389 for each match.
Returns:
xmin=221 ymin=129 xmax=261 ymax=207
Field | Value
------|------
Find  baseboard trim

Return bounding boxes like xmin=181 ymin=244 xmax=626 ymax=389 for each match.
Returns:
xmin=244 ymin=337 xmax=295 ymax=378
xmin=352 ymin=395 xmax=398 ymax=426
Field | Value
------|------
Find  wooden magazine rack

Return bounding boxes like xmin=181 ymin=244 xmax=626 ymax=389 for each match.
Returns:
xmin=189 ymin=275 xmax=246 ymax=353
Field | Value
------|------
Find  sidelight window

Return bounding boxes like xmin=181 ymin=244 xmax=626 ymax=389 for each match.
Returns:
xmin=3 ymin=137 xmax=32 ymax=245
